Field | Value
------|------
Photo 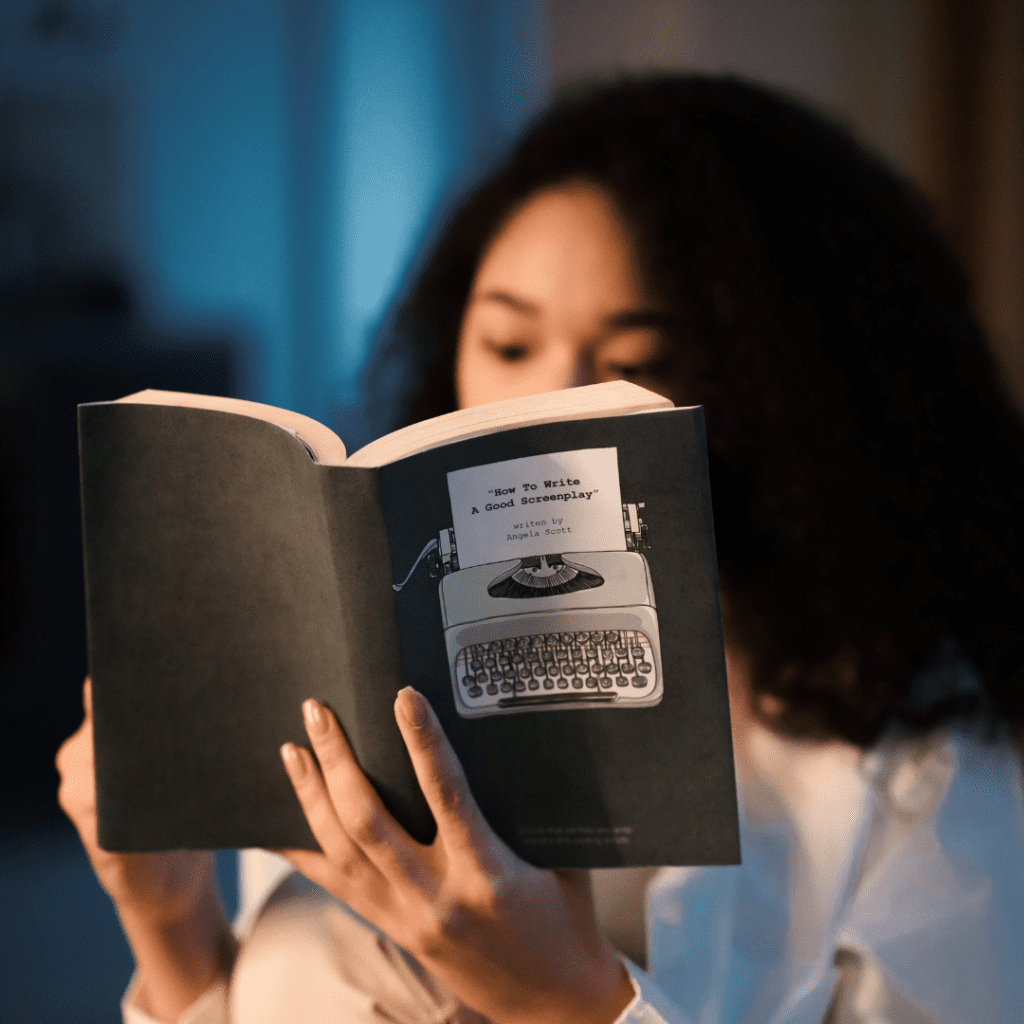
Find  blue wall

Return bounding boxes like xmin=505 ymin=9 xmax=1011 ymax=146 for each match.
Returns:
xmin=0 ymin=0 xmax=548 ymax=420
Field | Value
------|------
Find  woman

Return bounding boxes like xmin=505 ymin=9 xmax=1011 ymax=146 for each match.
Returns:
xmin=58 ymin=75 xmax=1024 ymax=1023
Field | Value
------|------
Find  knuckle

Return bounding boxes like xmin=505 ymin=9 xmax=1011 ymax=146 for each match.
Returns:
xmin=433 ymin=760 xmax=474 ymax=818
xmin=291 ymin=760 xmax=321 ymax=796
xmin=344 ymin=799 xmax=387 ymax=848
xmin=468 ymin=868 xmax=505 ymax=914
xmin=414 ymin=899 xmax=468 ymax=956
xmin=54 ymin=731 xmax=80 ymax=774
xmin=303 ymin=799 xmax=334 ymax=833
xmin=412 ymin=874 xmax=505 ymax=957
xmin=56 ymin=764 xmax=95 ymax=818
xmin=311 ymin=740 xmax=346 ymax=776
xmin=416 ymin=725 xmax=444 ymax=757
xmin=331 ymin=851 xmax=366 ymax=887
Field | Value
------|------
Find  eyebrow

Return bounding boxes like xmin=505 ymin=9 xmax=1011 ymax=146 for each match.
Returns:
xmin=473 ymin=291 xmax=672 ymax=332
xmin=474 ymin=290 xmax=540 ymax=315
xmin=607 ymin=309 xmax=674 ymax=332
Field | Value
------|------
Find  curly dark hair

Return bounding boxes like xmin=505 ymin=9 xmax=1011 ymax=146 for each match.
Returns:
xmin=367 ymin=74 xmax=1024 ymax=748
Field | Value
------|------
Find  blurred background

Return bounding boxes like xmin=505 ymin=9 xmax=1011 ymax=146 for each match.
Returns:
xmin=1 ymin=1 xmax=1020 ymax=1019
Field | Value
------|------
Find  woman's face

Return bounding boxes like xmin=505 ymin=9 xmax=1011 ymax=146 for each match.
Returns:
xmin=455 ymin=183 xmax=676 ymax=410
xmin=454 ymin=183 xmax=754 ymax=722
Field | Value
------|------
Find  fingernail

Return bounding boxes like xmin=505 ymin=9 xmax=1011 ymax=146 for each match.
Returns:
xmin=398 ymin=687 xmax=428 ymax=727
xmin=280 ymin=743 xmax=306 ymax=775
xmin=303 ymin=699 xmax=328 ymax=737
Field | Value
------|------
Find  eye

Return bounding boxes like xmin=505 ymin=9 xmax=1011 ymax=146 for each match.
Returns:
xmin=485 ymin=340 xmax=532 ymax=363
xmin=609 ymin=356 xmax=673 ymax=380
xmin=599 ymin=331 xmax=672 ymax=383
xmin=609 ymin=361 xmax=645 ymax=380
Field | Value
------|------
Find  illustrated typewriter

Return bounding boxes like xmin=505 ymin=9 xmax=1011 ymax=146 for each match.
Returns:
xmin=395 ymin=504 xmax=663 ymax=718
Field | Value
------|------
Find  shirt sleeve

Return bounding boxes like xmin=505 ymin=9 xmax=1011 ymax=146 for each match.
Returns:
xmin=121 ymin=973 xmax=229 ymax=1024
xmin=615 ymin=958 xmax=695 ymax=1024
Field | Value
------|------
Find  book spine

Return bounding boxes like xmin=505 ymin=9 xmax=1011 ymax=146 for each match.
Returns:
xmin=324 ymin=467 xmax=435 ymax=844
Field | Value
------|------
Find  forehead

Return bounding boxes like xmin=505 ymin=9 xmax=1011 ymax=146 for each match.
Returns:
xmin=470 ymin=183 xmax=647 ymax=313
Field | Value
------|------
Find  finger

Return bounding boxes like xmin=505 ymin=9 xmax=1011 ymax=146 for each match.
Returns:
xmin=55 ymin=709 xmax=93 ymax=784
xmin=394 ymin=688 xmax=491 ymax=853
xmin=299 ymin=700 xmax=430 ymax=887
xmin=279 ymin=742 xmax=369 ymax=867
xmin=56 ymin=725 xmax=97 ymax=843
xmin=280 ymin=736 xmax=419 ymax=909
xmin=83 ymin=676 xmax=92 ymax=719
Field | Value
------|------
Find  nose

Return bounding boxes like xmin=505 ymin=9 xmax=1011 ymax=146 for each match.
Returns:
xmin=560 ymin=350 xmax=597 ymax=391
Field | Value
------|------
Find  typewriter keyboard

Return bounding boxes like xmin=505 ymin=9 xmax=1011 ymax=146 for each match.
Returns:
xmin=453 ymin=629 xmax=658 ymax=711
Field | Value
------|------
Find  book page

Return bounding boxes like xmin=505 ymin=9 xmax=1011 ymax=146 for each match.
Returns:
xmin=347 ymin=381 xmax=673 ymax=467
xmin=447 ymin=448 xmax=625 ymax=569
xmin=116 ymin=390 xmax=349 ymax=466
xmin=112 ymin=383 xmax=673 ymax=469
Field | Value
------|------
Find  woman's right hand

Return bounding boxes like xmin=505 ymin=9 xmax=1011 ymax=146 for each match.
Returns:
xmin=57 ymin=678 xmax=236 ymax=1022
xmin=279 ymin=690 xmax=635 ymax=1024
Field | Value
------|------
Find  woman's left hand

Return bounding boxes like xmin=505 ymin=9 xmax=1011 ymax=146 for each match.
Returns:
xmin=278 ymin=687 xmax=634 ymax=1024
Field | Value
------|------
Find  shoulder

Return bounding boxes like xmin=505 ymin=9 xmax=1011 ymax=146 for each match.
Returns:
xmin=645 ymin=726 xmax=1024 ymax=1023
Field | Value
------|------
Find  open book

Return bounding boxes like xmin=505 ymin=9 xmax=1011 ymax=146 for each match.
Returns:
xmin=78 ymin=381 xmax=739 ymax=868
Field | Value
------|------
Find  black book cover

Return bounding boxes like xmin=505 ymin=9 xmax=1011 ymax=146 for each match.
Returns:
xmin=79 ymin=399 xmax=739 ymax=866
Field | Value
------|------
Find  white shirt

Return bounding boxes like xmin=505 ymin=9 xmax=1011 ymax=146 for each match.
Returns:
xmin=622 ymin=725 xmax=1024 ymax=1024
